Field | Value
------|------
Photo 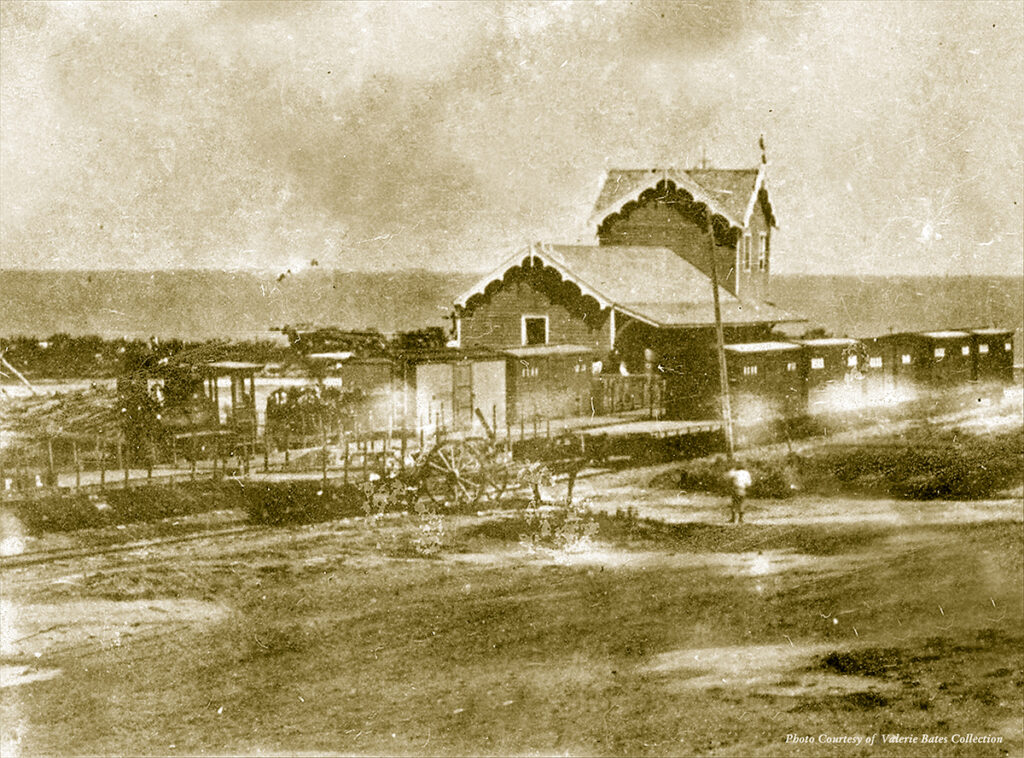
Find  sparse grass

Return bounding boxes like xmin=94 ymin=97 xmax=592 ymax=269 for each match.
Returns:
xmin=5 ymin=509 xmax=1021 ymax=757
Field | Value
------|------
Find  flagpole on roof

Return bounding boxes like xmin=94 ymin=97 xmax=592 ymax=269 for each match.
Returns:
xmin=706 ymin=207 xmax=735 ymax=459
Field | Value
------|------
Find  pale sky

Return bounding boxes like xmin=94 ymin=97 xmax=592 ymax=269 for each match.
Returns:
xmin=2 ymin=0 xmax=1022 ymax=275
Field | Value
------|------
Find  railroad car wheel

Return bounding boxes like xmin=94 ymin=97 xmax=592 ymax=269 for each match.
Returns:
xmin=421 ymin=440 xmax=485 ymax=509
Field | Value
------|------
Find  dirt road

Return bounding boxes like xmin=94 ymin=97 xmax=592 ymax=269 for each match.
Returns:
xmin=2 ymin=465 xmax=1021 ymax=756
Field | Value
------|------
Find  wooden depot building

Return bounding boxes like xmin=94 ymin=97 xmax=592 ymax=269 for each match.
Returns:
xmin=453 ymin=158 xmax=800 ymax=421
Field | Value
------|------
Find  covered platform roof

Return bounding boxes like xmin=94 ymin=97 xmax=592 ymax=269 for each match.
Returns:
xmin=724 ymin=341 xmax=801 ymax=353
xmin=505 ymin=344 xmax=594 ymax=358
xmin=795 ymin=338 xmax=860 ymax=347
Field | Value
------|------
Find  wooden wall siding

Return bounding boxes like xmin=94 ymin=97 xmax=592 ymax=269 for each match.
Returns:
xmin=608 ymin=322 xmax=771 ymax=420
xmin=973 ymin=334 xmax=1014 ymax=383
xmin=460 ymin=275 xmax=611 ymax=352
xmin=414 ymin=362 xmax=454 ymax=430
xmin=330 ymin=362 xmax=393 ymax=393
xmin=507 ymin=355 xmax=593 ymax=422
xmin=803 ymin=346 xmax=864 ymax=388
xmin=728 ymin=351 xmax=807 ymax=424
xmin=598 ymin=199 xmax=739 ymax=295
xmin=412 ymin=359 xmax=507 ymax=433
xmin=737 ymin=195 xmax=772 ymax=302
xmin=873 ymin=335 xmax=976 ymax=387
xmin=471 ymin=360 xmax=507 ymax=433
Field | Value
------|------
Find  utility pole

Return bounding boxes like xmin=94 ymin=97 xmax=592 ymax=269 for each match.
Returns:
xmin=706 ymin=207 xmax=735 ymax=459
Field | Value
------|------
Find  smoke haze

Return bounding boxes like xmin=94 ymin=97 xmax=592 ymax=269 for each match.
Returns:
xmin=2 ymin=1 xmax=1022 ymax=275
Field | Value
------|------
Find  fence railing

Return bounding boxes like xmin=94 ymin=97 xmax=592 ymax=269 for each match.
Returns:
xmin=591 ymin=374 xmax=665 ymax=416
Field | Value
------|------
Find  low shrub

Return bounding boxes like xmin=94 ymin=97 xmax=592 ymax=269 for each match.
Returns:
xmin=240 ymin=481 xmax=368 ymax=525
xmin=820 ymin=647 xmax=903 ymax=677
xmin=674 ymin=427 xmax=1023 ymax=500
xmin=7 ymin=480 xmax=249 ymax=535
xmin=819 ymin=427 xmax=1023 ymax=499
xmin=676 ymin=454 xmax=799 ymax=499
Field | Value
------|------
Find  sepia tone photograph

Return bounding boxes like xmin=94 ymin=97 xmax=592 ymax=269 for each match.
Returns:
xmin=1 ymin=1 xmax=1022 ymax=755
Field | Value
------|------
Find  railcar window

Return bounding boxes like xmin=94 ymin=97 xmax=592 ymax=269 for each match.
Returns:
xmin=786 ymin=362 xmax=797 ymax=372
xmin=743 ymin=365 xmax=758 ymax=376
xmin=961 ymin=345 xmax=970 ymax=356
xmin=978 ymin=344 xmax=989 ymax=354
xmin=847 ymin=355 xmax=858 ymax=367
xmin=902 ymin=354 xmax=912 ymax=364
xmin=1005 ymin=342 xmax=1013 ymax=351
xmin=811 ymin=358 xmax=825 ymax=370
xmin=934 ymin=347 xmax=946 ymax=359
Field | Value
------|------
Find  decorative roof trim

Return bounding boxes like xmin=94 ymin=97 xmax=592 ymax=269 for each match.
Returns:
xmin=452 ymin=243 xmax=664 ymax=328
xmin=588 ymin=168 xmax=742 ymax=231
xmin=452 ymin=246 xmax=533 ymax=308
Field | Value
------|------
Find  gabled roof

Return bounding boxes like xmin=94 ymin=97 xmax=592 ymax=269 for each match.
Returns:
xmin=506 ymin=344 xmax=594 ymax=358
xmin=795 ymin=338 xmax=860 ymax=347
xmin=970 ymin=328 xmax=1014 ymax=336
xmin=589 ymin=165 xmax=774 ymax=231
xmin=455 ymin=243 xmax=800 ymax=328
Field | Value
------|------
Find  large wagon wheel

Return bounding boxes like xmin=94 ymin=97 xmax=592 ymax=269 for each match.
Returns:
xmin=420 ymin=439 xmax=486 ymax=509
xmin=468 ymin=439 xmax=512 ymax=504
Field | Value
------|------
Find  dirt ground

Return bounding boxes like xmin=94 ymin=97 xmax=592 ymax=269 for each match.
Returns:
xmin=1 ymin=464 xmax=1022 ymax=757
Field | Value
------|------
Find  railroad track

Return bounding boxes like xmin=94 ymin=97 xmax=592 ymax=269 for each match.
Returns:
xmin=0 ymin=524 xmax=261 ymax=571
xmin=0 ymin=466 xmax=617 ymax=572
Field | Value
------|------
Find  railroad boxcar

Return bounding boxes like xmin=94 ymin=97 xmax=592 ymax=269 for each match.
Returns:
xmin=794 ymin=337 xmax=865 ymax=411
xmin=505 ymin=344 xmax=595 ymax=424
xmin=872 ymin=331 xmax=975 ymax=388
xmin=970 ymin=329 xmax=1015 ymax=384
xmin=723 ymin=341 xmax=805 ymax=424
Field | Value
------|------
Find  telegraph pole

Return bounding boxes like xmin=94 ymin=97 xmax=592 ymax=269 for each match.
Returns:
xmin=706 ymin=208 xmax=735 ymax=459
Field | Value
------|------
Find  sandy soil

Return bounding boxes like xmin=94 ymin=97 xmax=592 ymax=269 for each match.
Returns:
xmin=1 ymin=460 xmax=1021 ymax=756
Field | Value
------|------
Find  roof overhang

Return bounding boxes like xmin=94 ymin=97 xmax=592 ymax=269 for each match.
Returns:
xmin=588 ymin=168 xmax=743 ymax=231
xmin=454 ymin=242 xmax=634 ymax=315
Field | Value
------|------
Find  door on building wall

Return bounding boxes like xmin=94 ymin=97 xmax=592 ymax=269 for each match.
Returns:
xmin=452 ymin=362 xmax=474 ymax=430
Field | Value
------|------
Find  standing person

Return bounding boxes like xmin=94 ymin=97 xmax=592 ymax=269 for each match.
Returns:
xmin=725 ymin=464 xmax=752 ymax=523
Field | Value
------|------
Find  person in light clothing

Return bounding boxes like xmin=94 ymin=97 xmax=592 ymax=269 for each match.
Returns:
xmin=725 ymin=465 xmax=752 ymax=523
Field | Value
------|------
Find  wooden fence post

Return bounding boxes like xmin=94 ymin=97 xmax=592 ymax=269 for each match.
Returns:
xmin=47 ymin=437 xmax=56 ymax=487
xmin=73 ymin=440 xmax=81 ymax=489
xmin=321 ymin=424 xmax=328 ymax=487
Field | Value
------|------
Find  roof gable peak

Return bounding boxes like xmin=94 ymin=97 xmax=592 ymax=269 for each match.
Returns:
xmin=591 ymin=163 xmax=775 ymax=231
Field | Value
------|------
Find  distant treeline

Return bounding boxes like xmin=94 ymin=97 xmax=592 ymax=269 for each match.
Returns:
xmin=0 ymin=270 xmax=1019 ymax=343
xmin=0 ymin=335 xmax=292 ymax=380
xmin=1 ymin=271 xmax=1020 ymax=374
xmin=0 ymin=327 xmax=449 ymax=380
